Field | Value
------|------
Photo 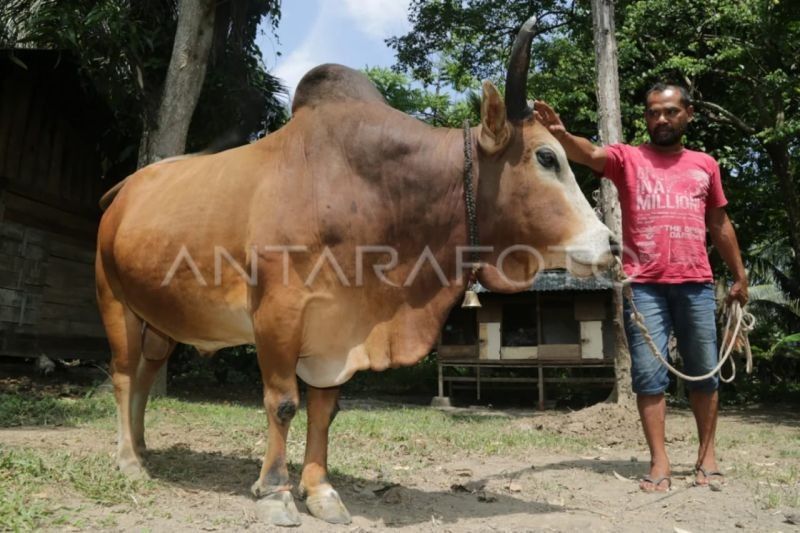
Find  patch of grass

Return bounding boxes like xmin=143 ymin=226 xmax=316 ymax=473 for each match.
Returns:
xmin=754 ymin=481 xmax=800 ymax=510
xmin=327 ymin=406 xmax=591 ymax=475
xmin=731 ymin=461 xmax=800 ymax=510
xmin=0 ymin=450 xmax=59 ymax=532
xmin=144 ymin=398 xmax=591 ymax=478
xmin=0 ymin=446 xmax=154 ymax=530
xmin=0 ymin=393 xmax=115 ymax=428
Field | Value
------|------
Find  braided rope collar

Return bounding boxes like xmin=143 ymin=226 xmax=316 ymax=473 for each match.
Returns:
xmin=462 ymin=121 xmax=480 ymax=282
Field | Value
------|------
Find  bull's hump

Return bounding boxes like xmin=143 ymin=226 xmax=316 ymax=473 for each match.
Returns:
xmin=291 ymin=64 xmax=385 ymax=113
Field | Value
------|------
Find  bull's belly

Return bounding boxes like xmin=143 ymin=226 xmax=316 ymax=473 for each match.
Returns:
xmin=137 ymin=301 xmax=255 ymax=352
xmin=122 ymin=281 xmax=256 ymax=352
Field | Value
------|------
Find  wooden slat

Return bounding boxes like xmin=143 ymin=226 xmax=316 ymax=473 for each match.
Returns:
xmin=38 ymin=298 xmax=98 ymax=319
xmin=49 ymin=237 xmax=95 ymax=264
xmin=3 ymin=75 xmax=33 ymax=180
xmin=0 ymin=75 xmax=15 ymax=173
xmin=46 ymin=118 xmax=65 ymax=197
xmin=500 ymin=346 xmax=538 ymax=359
xmin=574 ymin=294 xmax=608 ymax=321
xmin=34 ymin=92 xmax=56 ymax=194
xmin=0 ymin=287 xmax=25 ymax=307
xmin=41 ymin=284 xmax=96 ymax=306
xmin=44 ymin=258 xmax=95 ymax=291
xmin=0 ymin=330 xmax=109 ymax=359
xmin=3 ymin=192 xmax=97 ymax=240
xmin=37 ymin=318 xmax=105 ymax=338
xmin=438 ymin=344 xmax=478 ymax=359
xmin=0 ymin=303 xmax=37 ymax=325
xmin=0 ymin=221 xmax=48 ymax=246
xmin=0 ymin=254 xmax=47 ymax=286
xmin=537 ymin=344 xmax=582 ymax=360
xmin=0 ymin=239 xmax=48 ymax=262
xmin=18 ymin=82 xmax=47 ymax=188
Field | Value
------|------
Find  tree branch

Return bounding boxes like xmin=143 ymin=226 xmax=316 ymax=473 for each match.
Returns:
xmin=693 ymin=100 xmax=757 ymax=135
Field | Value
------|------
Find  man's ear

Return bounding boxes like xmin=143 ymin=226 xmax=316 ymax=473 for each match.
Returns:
xmin=479 ymin=81 xmax=512 ymax=155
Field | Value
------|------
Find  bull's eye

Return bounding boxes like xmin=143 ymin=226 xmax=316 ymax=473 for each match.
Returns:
xmin=536 ymin=148 xmax=560 ymax=171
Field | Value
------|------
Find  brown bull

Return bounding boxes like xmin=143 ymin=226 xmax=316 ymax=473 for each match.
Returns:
xmin=96 ymin=18 xmax=613 ymax=526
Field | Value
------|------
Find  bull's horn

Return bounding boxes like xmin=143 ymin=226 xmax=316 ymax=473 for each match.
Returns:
xmin=505 ymin=16 xmax=537 ymax=121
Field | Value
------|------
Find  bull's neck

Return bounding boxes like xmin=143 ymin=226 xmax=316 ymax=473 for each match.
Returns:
xmin=384 ymin=120 xmax=475 ymax=251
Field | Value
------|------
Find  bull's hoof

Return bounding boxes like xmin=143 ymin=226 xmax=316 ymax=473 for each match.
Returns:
xmin=117 ymin=457 xmax=149 ymax=480
xmin=254 ymin=490 xmax=301 ymax=527
xmin=303 ymin=485 xmax=352 ymax=525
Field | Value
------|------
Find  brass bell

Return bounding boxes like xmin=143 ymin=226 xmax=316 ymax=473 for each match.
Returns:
xmin=461 ymin=288 xmax=482 ymax=308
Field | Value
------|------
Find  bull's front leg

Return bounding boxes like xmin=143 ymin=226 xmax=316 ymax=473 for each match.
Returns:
xmin=299 ymin=385 xmax=351 ymax=524
xmin=251 ymin=338 xmax=302 ymax=527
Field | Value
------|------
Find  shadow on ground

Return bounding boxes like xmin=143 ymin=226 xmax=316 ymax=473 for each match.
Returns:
xmin=143 ymin=445 xmax=569 ymax=527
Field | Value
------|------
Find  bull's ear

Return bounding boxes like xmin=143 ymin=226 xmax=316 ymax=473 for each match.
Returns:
xmin=479 ymin=81 xmax=512 ymax=155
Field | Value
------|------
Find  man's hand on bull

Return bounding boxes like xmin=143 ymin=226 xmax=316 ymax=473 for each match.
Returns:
xmin=533 ymin=100 xmax=567 ymax=140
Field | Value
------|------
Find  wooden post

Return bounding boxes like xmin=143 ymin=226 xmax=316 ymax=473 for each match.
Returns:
xmin=591 ymin=0 xmax=634 ymax=406
xmin=437 ymin=359 xmax=444 ymax=397
xmin=536 ymin=293 xmax=544 ymax=409
xmin=538 ymin=365 xmax=545 ymax=410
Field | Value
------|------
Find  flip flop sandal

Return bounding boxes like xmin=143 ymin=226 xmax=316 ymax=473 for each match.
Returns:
xmin=640 ymin=475 xmax=671 ymax=492
xmin=694 ymin=466 xmax=725 ymax=489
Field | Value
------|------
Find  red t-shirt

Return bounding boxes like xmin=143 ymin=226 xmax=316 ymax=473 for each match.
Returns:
xmin=602 ymin=144 xmax=728 ymax=283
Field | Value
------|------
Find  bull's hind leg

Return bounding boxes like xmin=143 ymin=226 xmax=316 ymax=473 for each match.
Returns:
xmin=250 ymin=329 xmax=302 ymax=526
xmin=96 ymin=270 xmax=147 ymax=477
xmin=97 ymin=265 xmax=175 ymax=477
xmin=130 ymin=327 xmax=175 ymax=453
xmin=299 ymin=385 xmax=351 ymax=524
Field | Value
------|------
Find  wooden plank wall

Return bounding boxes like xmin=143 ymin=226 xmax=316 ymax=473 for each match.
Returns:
xmin=0 ymin=55 xmax=110 ymax=360
xmin=0 ymin=65 xmax=105 ymax=213
xmin=0 ymin=221 xmax=108 ymax=358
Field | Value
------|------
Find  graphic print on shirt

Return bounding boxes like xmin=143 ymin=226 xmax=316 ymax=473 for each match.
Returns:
xmin=632 ymin=165 xmax=710 ymax=268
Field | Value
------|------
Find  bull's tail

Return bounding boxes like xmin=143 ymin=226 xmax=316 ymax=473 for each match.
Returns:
xmin=98 ymin=153 xmax=206 ymax=211
xmin=99 ymin=178 xmax=128 ymax=211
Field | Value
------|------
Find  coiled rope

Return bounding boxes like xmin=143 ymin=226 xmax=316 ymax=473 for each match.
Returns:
xmin=619 ymin=260 xmax=755 ymax=383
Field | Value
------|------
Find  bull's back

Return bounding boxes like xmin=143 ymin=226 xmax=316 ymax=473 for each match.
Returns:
xmin=97 ymin=143 xmax=277 ymax=350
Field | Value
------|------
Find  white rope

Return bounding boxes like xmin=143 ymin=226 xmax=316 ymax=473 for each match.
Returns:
xmin=618 ymin=263 xmax=755 ymax=383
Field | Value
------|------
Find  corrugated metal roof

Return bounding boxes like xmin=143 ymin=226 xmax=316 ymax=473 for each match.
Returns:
xmin=474 ymin=269 xmax=613 ymax=293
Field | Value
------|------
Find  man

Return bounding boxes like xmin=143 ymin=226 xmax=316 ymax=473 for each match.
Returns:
xmin=535 ymin=83 xmax=748 ymax=492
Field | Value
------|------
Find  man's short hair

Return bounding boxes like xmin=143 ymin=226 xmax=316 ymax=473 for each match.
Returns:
xmin=645 ymin=83 xmax=692 ymax=108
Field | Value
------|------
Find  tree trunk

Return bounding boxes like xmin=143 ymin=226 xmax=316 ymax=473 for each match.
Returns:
xmin=140 ymin=0 xmax=216 ymax=394
xmin=591 ymin=0 xmax=634 ymax=406
xmin=765 ymin=141 xmax=800 ymax=275
xmin=140 ymin=0 xmax=216 ymax=167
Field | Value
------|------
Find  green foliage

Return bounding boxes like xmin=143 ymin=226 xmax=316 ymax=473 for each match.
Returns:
xmin=346 ymin=353 xmax=438 ymax=395
xmin=389 ymin=0 xmax=800 ymax=395
xmin=2 ymin=0 xmax=287 ymax=174
xmin=364 ymin=66 xmax=479 ymax=127
xmin=770 ymin=332 xmax=800 ymax=359
xmin=389 ymin=0 xmax=580 ymax=87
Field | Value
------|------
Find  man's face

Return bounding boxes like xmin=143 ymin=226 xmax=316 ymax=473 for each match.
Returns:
xmin=645 ymin=88 xmax=693 ymax=146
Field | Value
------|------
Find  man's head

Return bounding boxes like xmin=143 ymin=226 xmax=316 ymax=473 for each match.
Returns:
xmin=644 ymin=83 xmax=694 ymax=147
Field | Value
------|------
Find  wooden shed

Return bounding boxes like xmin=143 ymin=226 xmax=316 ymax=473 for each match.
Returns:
xmin=0 ymin=50 xmax=113 ymax=360
xmin=435 ymin=270 xmax=616 ymax=408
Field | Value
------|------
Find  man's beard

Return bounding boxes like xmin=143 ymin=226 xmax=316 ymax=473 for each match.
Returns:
xmin=648 ymin=124 xmax=685 ymax=146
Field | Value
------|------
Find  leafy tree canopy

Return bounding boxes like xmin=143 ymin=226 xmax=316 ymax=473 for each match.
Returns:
xmin=390 ymin=0 xmax=800 ymax=354
xmin=1 ymin=0 xmax=287 ymax=175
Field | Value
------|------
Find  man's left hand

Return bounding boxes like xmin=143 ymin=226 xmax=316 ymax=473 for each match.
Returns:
xmin=727 ymin=278 xmax=749 ymax=306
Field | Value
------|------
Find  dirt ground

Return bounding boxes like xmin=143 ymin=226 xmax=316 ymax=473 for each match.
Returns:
xmin=2 ymin=369 xmax=799 ymax=532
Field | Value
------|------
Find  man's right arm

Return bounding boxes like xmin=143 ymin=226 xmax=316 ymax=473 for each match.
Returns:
xmin=534 ymin=100 xmax=607 ymax=174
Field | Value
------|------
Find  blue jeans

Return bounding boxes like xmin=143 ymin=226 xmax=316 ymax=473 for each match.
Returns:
xmin=623 ymin=283 xmax=719 ymax=395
